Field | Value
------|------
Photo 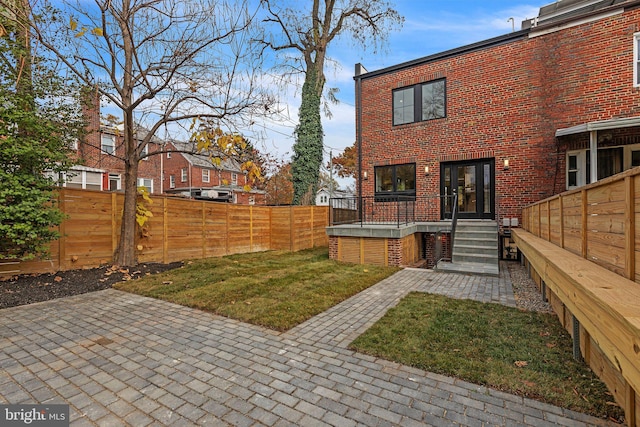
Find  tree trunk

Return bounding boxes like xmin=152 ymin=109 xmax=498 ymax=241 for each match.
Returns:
xmin=114 ymin=109 xmax=138 ymax=266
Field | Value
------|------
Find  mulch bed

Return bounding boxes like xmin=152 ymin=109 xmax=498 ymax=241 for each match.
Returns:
xmin=0 ymin=262 xmax=183 ymax=309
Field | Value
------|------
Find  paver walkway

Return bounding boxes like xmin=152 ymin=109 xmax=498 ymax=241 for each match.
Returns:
xmin=0 ymin=267 xmax=616 ymax=426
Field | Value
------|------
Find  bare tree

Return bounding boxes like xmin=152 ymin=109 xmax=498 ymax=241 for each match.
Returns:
xmin=260 ymin=0 xmax=403 ymax=204
xmin=8 ymin=0 xmax=273 ymax=266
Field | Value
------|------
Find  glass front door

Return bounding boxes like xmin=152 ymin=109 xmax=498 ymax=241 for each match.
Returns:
xmin=441 ymin=159 xmax=495 ymax=219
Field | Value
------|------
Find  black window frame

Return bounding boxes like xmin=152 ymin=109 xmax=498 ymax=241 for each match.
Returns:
xmin=392 ymin=78 xmax=446 ymax=126
xmin=374 ymin=163 xmax=416 ymax=200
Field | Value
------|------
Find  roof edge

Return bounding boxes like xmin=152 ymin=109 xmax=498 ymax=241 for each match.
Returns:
xmin=354 ymin=29 xmax=530 ymax=80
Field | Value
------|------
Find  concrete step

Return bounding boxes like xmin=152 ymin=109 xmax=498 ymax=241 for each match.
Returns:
xmin=455 ymin=230 xmax=499 ymax=240
xmin=452 ymin=252 xmax=499 ymax=266
xmin=435 ymin=260 xmax=499 ymax=276
xmin=454 ymin=244 xmax=499 ymax=255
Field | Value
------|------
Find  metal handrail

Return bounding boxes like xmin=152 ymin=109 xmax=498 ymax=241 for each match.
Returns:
xmin=449 ymin=189 xmax=459 ymax=261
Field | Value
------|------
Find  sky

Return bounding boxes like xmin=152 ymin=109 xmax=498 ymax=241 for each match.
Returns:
xmin=253 ymin=0 xmax=543 ymax=188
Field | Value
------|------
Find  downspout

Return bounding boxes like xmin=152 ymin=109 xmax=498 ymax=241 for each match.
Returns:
xmin=355 ymin=63 xmax=367 ymax=222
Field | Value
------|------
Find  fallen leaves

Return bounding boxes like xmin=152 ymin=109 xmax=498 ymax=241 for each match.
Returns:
xmin=514 ymin=360 xmax=528 ymax=368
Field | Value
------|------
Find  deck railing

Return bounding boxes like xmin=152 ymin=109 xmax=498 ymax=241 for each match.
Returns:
xmin=329 ymin=194 xmax=455 ymax=228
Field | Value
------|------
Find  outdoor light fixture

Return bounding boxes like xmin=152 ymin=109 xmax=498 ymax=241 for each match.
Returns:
xmin=363 ymin=171 xmax=368 ymax=180
xmin=503 ymin=159 xmax=510 ymax=170
xmin=424 ymin=165 xmax=430 ymax=175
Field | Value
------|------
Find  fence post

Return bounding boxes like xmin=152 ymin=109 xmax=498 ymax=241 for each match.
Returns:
xmin=250 ymin=205 xmax=254 ymax=252
xmin=581 ymin=189 xmax=588 ymax=259
xmin=559 ymin=195 xmax=565 ymax=249
xmin=58 ymin=190 xmax=66 ymax=270
xmin=290 ymin=206 xmax=294 ymax=252
xmin=202 ymin=201 xmax=206 ymax=259
xmin=311 ymin=206 xmax=314 ymax=248
xmin=163 ymin=197 xmax=168 ymax=263
xmin=111 ymin=192 xmax=117 ymax=262
xmin=625 ymin=176 xmax=635 ymax=281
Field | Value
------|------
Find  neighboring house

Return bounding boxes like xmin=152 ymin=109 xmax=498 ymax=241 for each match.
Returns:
xmin=67 ymin=91 xmax=162 ymax=193
xmin=162 ymin=140 xmax=265 ymax=205
xmin=356 ymin=0 xmax=640 ymax=226
xmin=316 ymin=188 xmax=354 ymax=206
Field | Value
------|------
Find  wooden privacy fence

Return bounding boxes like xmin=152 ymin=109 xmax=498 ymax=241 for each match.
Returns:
xmin=516 ymin=167 xmax=640 ymax=426
xmin=0 ymin=188 xmax=329 ymax=278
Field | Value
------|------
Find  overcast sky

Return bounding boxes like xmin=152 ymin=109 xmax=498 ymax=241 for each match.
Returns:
xmin=251 ymin=0 xmax=542 ymax=187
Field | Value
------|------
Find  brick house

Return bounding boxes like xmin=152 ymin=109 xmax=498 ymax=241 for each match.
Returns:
xmin=62 ymin=91 xmax=162 ymax=193
xmin=162 ymin=140 xmax=266 ymax=205
xmin=329 ymin=0 xmax=640 ymax=269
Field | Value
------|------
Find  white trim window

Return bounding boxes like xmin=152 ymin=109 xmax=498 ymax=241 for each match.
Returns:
xmin=169 ymin=175 xmax=176 ymax=189
xmin=167 ymin=151 xmax=172 ymax=159
xmin=566 ymin=151 xmax=586 ymax=189
xmin=137 ymin=178 xmax=153 ymax=194
xmin=140 ymin=143 xmax=149 ymax=160
xmin=566 ymin=143 xmax=640 ymax=189
xmin=634 ymin=32 xmax=640 ymax=87
xmin=231 ymin=172 xmax=238 ymax=185
xmin=101 ymin=134 xmax=115 ymax=155
xmin=202 ymin=169 xmax=210 ymax=183
xmin=181 ymin=168 xmax=187 ymax=182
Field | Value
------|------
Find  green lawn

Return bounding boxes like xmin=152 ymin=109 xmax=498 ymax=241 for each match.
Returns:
xmin=114 ymin=247 xmax=399 ymax=331
xmin=349 ymin=292 xmax=624 ymax=421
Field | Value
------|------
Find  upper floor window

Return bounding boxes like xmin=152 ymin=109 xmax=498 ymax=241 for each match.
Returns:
xmin=375 ymin=163 xmax=416 ymax=197
xmin=202 ymin=169 xmax=210 ymax=183
xmin=167 ymin=151 xmax=171 ymax=159
xmin=634 ymin=33 xmax=640 ymax=87
xmin=140 ymin=143 xmax=149 ymax=160
xmin=393 ymin=79 xmax=446 ymax=125
xmin=181 ymin=168 xmax=187 ymax=182
xmin=232 ymin=172 xmax=238 ymax=185
xmin=101 ymin=134 xmax=115 ymax=155
xmin=169 ymin=175 xmax=176 ymax=188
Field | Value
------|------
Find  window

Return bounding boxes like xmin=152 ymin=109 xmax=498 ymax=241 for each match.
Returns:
xmin=202 ymin=169 xmax=210 ymax=183
xmin=421 ymin=80 xmax=446 ymax=120
xmin=167 ymin=152 xmax=172 ymax=159
xmin=634 ymin=33 xmax=640 ymax=87
xmin=140 ymin=143 xmax=149 ymax=160
xmin=137 ymin=178 xmax=153 ymax=194
xmin=101 ymin=134 xmax=115 ymax=155
xmin=393 ymin=79 xmax=446 ymax=125
xmin=232 ymin=172 xmax=238 ymax=185
xmin=566 ymin=144 xmax=640 ymax=189
xmin=108 ymin=173 xmax=121 ymax=191
xmin=169 ymin=175 xmax=175 ymax=188
xmin=181 ymin=168 xmax=187 ymax=182
xmin=393 ymin=88 xmax=414 ymax=125
xmin=375 ymin=163 xmax=416 ymax=197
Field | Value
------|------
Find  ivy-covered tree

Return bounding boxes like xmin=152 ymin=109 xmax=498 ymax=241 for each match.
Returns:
xmin=0 ymin=0 xmax=83 ymax=260
xmin=262 ymin=0 xmax=403 ymax=205
xmin=291 ymin=69 xmax=323 ymax=204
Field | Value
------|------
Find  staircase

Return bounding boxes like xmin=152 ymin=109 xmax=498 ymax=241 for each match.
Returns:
xmin=436 ymin=220 xmax=499 ymax=276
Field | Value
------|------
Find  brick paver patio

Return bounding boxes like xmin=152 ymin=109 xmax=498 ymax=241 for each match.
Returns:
xmin=0 ymin=267 xmax=616 ymax=426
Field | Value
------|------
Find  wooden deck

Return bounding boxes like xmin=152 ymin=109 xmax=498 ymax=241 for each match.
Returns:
xmin=517 ymin=167 xmax=640 ymax=426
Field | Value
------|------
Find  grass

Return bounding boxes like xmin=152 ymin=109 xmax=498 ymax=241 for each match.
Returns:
xmin=114 ymin=247 xmax=399 ymax=331
xmin=349 ymin=292 xmax=624 ymax=421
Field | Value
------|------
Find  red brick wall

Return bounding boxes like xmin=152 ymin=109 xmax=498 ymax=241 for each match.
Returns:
xmin=360 ymin=8 xmax=640 ymax=224
xmin=77 ymin=90 xmax=161 ymax=192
